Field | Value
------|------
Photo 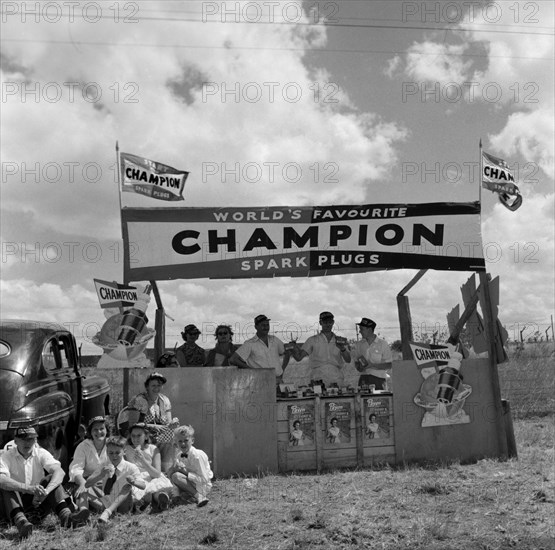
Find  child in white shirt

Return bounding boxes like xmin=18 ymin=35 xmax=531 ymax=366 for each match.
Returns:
xmin=86 ymin=435 xmax=145 ymax=523
xmin=166 ymin=425 xmax=213 ymax=507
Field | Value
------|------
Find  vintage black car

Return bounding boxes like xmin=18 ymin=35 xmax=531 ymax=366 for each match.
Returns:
xmin=0 ymin=320 xmax=110 ymax=468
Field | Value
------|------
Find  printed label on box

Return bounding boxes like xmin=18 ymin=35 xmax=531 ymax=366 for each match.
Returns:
xmin=364 ymin=396 xmax=391 ymax=441
xmin=324 ymin=401 xmax=351 ymax=444
xmin=288 ymin=403 xmax=315 ymax=447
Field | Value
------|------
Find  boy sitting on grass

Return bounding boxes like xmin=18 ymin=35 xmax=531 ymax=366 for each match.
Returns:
xmin=167 ymin=425 xmax=213 ymax=507
xmin=85 ymin=435 xmax=146 ymax=524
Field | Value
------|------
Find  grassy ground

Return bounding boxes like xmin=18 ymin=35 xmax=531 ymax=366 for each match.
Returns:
xmin=1 ymin=353 xmax=553 ymax=549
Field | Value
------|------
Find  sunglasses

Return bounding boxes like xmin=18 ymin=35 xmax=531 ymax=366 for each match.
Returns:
xmin=217 ymin=332 xmax=229 ymax=336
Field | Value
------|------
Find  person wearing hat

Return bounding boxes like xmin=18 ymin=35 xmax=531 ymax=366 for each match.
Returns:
xmin=69 ymin=416 xmax=110 ymax=514
xmin=126 ymin=372 xmax=179 ymax=472
xmin=175 ymin=324 xmax=206 ymax=367
xmin=291 ymin=312 xmax=351 ymax=386
xmin=0 ymin=426 xmax=89 ymax=537
xmin=351 ymin=317 xmax=392 ymax=390
xmin=230 ymin=314 xmax=289 ymax=382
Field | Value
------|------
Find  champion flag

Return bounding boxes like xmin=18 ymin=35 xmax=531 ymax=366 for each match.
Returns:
xmin=481 ymin=150 xmax=523 ymax=211
xmin=120 ymin=152 xmax=189 ymax=202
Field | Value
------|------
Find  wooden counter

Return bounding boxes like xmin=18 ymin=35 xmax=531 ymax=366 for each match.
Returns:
xmin=276 ymin=393 xmax=395 ymax=472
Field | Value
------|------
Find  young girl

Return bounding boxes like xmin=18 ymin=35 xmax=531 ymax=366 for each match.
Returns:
xmin=124 ymin=423 xmax=173 ymax=511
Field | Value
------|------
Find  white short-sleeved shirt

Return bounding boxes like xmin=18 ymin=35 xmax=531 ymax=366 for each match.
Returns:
xmin=0 ymin=444 xmax=61 ymax=485
xmin=236 ymin=335 xmax=285 ymax=375
xmin=302 ymin=333 xmax=345 ymax=369
xmin=351 ymin=336 xmax=392 ymax=379
xmin=69 ymin=439 xmax=109 ymax=482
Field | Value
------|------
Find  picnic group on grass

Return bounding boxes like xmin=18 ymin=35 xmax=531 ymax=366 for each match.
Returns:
xmin=0 ymin=370 xmax=212 ymax=538
xmin=0 ymin=311 xmax=391 ymax=538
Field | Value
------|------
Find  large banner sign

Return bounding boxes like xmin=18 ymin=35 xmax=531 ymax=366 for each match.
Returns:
xmin=121 ymin=202 xmax=485 ymax=281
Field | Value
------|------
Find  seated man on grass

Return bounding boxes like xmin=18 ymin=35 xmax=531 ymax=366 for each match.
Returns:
xmin=0 ymin=426 xmax=89 ymax=538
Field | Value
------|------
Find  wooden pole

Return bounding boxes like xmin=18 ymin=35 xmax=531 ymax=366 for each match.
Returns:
xmin=447 ymin=290 xmax=479 ymax=345
xmin=478 ymin=271 xmax=508 ymax=459
xmin=397 ymin=269 xmax=427 ymax=359
xmin=150 ymin=280 xmax=166 ymax=361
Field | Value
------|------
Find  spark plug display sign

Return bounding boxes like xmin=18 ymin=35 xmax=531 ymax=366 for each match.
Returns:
xmin=121 ymin=202 xmax=485 ymax=281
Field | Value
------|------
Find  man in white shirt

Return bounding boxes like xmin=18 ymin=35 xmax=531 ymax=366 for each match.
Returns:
xmin=351 ymin=317 xmax=392 ymax=390
xmin=292 ymin=311 xmax=351 ymax=386
xmin=230 ymin=314 xmax=289 ymax=382
xmin=0 ymin=426 xmax=89 ymax=537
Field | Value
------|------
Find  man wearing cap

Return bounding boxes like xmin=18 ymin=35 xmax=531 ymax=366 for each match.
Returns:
xmin=292 ymin=312 xmax=351 ymax=386
xmin=230 ymin=315 xmax=289 ymax=382
xmin=176 ymin=324 xmax=206 ymax=367
xmin=0 ymin=426 xmax=89 ymax=537
xmin=351 ymin=317 xmax=392 ymax=390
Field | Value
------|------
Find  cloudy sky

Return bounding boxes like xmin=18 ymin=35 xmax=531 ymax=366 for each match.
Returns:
xmin=1 ymin=0 xmax=553 ymax=353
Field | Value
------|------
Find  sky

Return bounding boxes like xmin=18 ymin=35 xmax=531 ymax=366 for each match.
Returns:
xmin=1 ymin=0 xmax=554 ymax=354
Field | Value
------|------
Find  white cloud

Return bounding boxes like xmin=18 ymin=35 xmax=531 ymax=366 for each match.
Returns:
xmin=404 ymin=41 xmax=472 ymax=82
xmin=1 ymin=1 xmax=552 ymax=355
xmin=1 ymin=0 xmax=407 ymax=244
xmin=488 ymin=108 xmax=554 ymax=179
xmin=389 ymin=1 xmax=554 ymax=185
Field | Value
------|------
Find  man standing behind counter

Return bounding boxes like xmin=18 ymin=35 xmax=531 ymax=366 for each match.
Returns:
xmin=291 ymin=312 xmax=351 ymax=386
xmin=230 ymin=314 xmax=289 ymax=383
xmin=351 ymin=317 xmax=392 ymax=390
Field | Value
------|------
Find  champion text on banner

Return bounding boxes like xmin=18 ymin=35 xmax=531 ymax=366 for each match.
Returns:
xmin=120 ymin=152 xmax=189 ymax=202
xmin=121 ymin=202 xmax=485 ymax=281
xmin=481 ymin=151 xmax=518 ymax=194
xmin=481 ymin=150 xmax=523 ymax=211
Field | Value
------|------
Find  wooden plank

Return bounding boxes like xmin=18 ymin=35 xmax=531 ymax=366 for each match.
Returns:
xmin=277 ymin=441 xmax=288 ymax=473
xmin=398 ymin=269 xmax=428 ymax=296
xmin=479 ymin=272 xmax=508 ymax=459
xmin=354 ymin=395 xmax=364 ymax=467
xmin=314 ymin=396 xmax=324 ymax=472
xmin=397 ymin=295 xmax=414 ymax=360
xmin=397 ymin=270 xmax=427 ymax=359
xmin=461 ymin=274 xmax=488 ymax=353
xmin=150 ymin=280 xmax=165 ymax=360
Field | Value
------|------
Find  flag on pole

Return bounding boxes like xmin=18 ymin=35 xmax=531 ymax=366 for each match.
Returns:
xmin=120 ymin=152 xmax=189 ymax=202
xmin=481 ymin=150 xmax=523 ymax=211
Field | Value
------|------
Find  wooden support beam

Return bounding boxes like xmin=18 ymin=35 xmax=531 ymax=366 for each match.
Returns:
xmin=397 ymin=295 xmax=414 ymax=360
xmin=397 ymin=270 xmax=427 ymax=359
xmin=447 ymin=290 xmax=480 ymax=346
xmin=150 ymin=280 xmax=166 ymax=362
xmin=479 ymin=271 xmax=508 ymax=459
xmin=398 ymin=269 xmax=428 ymax=297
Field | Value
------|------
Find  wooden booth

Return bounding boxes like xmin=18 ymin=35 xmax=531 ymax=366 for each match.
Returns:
xmin=113 ymin=200 xmax=516 ymax=475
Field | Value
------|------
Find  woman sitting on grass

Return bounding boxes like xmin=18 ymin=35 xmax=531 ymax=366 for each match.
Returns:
xmin=124 ymin=423 xmax=173 ymax=511
xmin=69 ymin=416 xmax=110 ymax=514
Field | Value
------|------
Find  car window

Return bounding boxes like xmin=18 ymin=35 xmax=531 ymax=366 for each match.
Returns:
xmin=42 ymin=339 xmax=60 ymax=371
xmin=42 ymin=336 xmax=75 ymax=371
xmin=58 ymin=335 xmax=73 ymax=369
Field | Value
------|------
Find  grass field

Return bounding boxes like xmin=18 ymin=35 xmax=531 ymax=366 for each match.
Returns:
xmin=1 ymin=351 xmax=553 ymax=549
